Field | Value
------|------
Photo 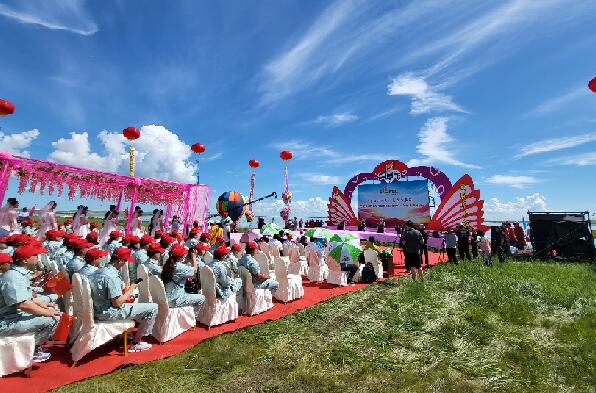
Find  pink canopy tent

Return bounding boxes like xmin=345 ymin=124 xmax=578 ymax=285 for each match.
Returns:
xmin=0 ymin=151 xmax=210 ymax=233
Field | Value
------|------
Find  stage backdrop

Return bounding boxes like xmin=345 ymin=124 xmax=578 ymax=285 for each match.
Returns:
xmin=357 ymin=180 xmax=430 ymax=226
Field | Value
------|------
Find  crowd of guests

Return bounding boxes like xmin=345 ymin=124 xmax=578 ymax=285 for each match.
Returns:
xmin=0 ymin=197 xmax=284 ymax=364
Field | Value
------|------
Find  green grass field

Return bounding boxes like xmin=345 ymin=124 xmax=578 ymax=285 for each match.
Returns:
xmin=55 ymin=260 xmax=595 ymax=393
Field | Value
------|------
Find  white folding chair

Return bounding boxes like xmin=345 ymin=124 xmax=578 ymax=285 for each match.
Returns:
xmin=288 ymin=247 xmax=308 ymax=276
xmin=70 ymin=274 xmax=135 ymax=364
xmin=197 ymin=265 xmax=238 ymax=327
xmin=136 ymin=264 xmax=152 ymax=303
xmin=0 ymin=335 xmax=34 ymax=377
xmin=254 ymin=251 xmax=275 ymax=279
xmin=297 ymin=243 xmax=306 ymax=257
xmin=270 ymin=245 xmax=280 ymax=258
xmin=306 ymin=251 xmax=328 ymax=282
xmin=273 ymin=256 xmax=304 ymax=303
xmin=203 ymin=251 xmax=213 ymax=264
xmin=148 ymin=275 xmax=195 ymax=343
xmin=363 ymin=249 xmax=383 ymax=278
xmin=120 ymin=262 xmax=130 ymax=287
xmin=326 ymin=256 xmax=349 ymax=287
xmin=238 ymin=267 xmax=273 ymax=316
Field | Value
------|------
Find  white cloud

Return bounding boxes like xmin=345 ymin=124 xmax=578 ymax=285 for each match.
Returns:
xmin=298 ymin=173 xmax=341 ymax=185
xmin=48 ymin=125 xmax=198 ymax=183
xmin=270 ymin=140 xmax=388 ymax=165
xmin=546 ymin=151 xmax=596 ymax=166
xmin=0 ymin=0 xmax=98 ymax=36
xmin=516 ymin=132 xmax=596 ymax=158
xmin=201 ymin=152 xmax=224 ymax=162
xmin=315 ymin=112 xmax=358 ymax=126
xmin=526 ymin=86 xmax=588 ymax=117
xmin=485 ymin=175 xmax=540 ymax=188
xmin=387 ymin=73 xmax=465 ymax=115
xmin=486 ymin=193 xmax=548 ymax=220
xmin=408 ymin=117 xmax=479 ymax=169
xmin=0 ymin=129 xmax=40 ymax=157
xmin=252 ymin=197 xmax=328 ymax=219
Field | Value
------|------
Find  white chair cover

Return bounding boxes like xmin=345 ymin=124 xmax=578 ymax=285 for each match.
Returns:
xmin=148 ymin=275 xmax=195 ymax=343
xmin=363 ymin=249 xmax=383 ymax=278
xmin=273 ymin=256 xmax=304 ymax=303
xmin=270 ymin=245 xmax=280 ymax=258
xmin=203 ymin=251 xmax=213 ymax=264
xmin=238 ymin=267 xmax=273 ymax=316
xmin=0 ymin=334 xmax=34 ymax=377
xmin=254 ymin=251 xmax=275 ymax=279
xmin=326 ymin=256 xmax=349 ymax=286
xmin=48 ymin=260 xmax=59 ymax=275
xmin=297 ymin=243 xmax=306 ymax=257
xmin=70 ymin=274 xmax=135 ymax=363
xmin=306 ymin=251 xmax=328 ymax=282
xmin=136 ymin=264 xmax=152 ymax=303
xmin=197 ymin=265 xmax=238 ymax=327
xmin=288 ymin=247 xmax=308 ymax=276
xmin=282 ymin=245 xmax=290 ymax=257
xmin=352 ymin=264 xmax=365 ymax=283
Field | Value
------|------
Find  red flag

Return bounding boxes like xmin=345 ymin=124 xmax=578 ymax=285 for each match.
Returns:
xmin=44 ymin=272 xmax=73 ymax=296
xmin=52 ymin=313 xmax=75 ymax=342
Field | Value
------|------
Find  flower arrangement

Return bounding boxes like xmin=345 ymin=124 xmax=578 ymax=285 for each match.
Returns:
xmin=282 ymin=191 xmax=293 ymax=204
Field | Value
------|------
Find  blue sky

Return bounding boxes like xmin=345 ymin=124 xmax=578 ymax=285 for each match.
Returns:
xmin=0 ymin=0 xmax=595 ymax=222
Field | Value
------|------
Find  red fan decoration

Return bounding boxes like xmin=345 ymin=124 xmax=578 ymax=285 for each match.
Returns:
xmin=0 ymin=98 xmax=15 ymax=116
xmin=248 ymin=159 xmax=260 ymax=168
xmin=280 ymin=150 xmax=293 ymax=160
xmin=589 ymin=77 xmax=596 ymax=93
xmin=191 ymin=143 xmax=206 ymax=154
xmin=122 ymin=127 xmax=140 ymax=141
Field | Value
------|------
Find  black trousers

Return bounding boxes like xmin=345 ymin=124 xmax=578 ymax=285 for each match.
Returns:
xmin=341 ymin=265 xmax=358 ymax=282
xmin=458 ymin=244 xmax=471 ymax=261
xmin=447 ymin=248 xmax=458 ymax=264
xmin=422 ymin=245 xmax=429 ymax=265
xmin=471 ymin=243 xmax=478 ymax=259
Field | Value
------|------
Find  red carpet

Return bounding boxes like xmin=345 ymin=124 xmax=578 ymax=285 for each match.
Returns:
xmin=1 ymin=251 xmax=445 ymax=392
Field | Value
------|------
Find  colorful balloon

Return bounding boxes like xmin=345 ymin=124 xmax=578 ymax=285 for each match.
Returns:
xmin=191 ymin=143 xmax=206 ymax=154
xmin=122 ymin=127 xmax=140 ymax=141
xmin=589 ymin=77 xmax=596 ymax=93
xmin=0 ymin=98 xmax=15 ymax=116
xmin=216 ymin=191 xmax=247 ymax=222
xmin=249 ymin=159 xmax=260 ymax=168
xmin=280 ymin=150 xmax=293 ymax=160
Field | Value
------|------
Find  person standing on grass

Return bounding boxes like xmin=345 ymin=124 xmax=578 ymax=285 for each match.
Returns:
xmin=456 ymin=224 xmax=472 ymax=261
xmin=478 ymin=231 xmax=492 ymax=266
xmin=444 ymin=230 xmax=458 ymax=264
xmin=471 ymin=229 xmax=479 ymax=259
xmin=401 ymin=220 xmax=423 ymax=279
xmin=419 ymin=224 xmax=429 ymax=267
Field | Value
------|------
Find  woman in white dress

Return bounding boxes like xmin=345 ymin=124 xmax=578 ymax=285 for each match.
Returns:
xmin=131 ymin=207 xmax=144 ymax=237
xmin=36 ymin=201 xmax=58 ymax=239
xmin=99 ymin=206 xmax=119 ymax=247
xmin=73 ymin=205 xmax=90 ymax=238
xmin=0 ymin=197 xmax=19 ymax=236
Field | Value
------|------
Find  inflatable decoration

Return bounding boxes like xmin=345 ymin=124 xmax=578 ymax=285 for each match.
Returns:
xmin=589 ymin=77 xmax=596 ymax=93
xmin=191 ymin=143 xmax=206 ymax=154
xmin=122 ymin=127 xmax=140 ymax=140
xmin=280 ymin=150 xmax=293 ymax=160
xmin=328 ymin=159 xmax=489 ymax=231
xmin=216 ymin=191 xmax=247 ymax=222
xmin=282 ymin=191 xmax=292 ymax=204
xmin=248 ymin=159 xmax=260 ymax=168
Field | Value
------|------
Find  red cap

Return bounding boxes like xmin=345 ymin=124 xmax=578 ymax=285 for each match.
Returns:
xmin=190 ymin=228 xmax=199 ymax=235
xmin=85 ymin=248 xmax=109 ymax=262
xmin=140 ymin=235 xmax=155 ymax=245
xmin=216 ymin=236 xmax=224 ymax=243
xmin=199 ymin=233 xmax=212 ymax=242
xmin=0 ymin=237 xmax=8 ymax=243
xmin=170 ymin=244 xmax=187 ymax=258
xmin=171 ymin=230 xmax=179 ymax=236
xmin=194 ymin=243 xmax=210 ymax=252
xmin=287 ymin=233 xmax=293 ymax=239
xmin=231 ymin=244 xmax=242 ymax=252
xmin=90 ymin=222 xmax=99 ymax=228
xmin=13 ymin=245 xmax=48 ymax=260
xmin=109 ymin=230 xmax=122 ymax=239
xmin=72 ymin=239 xmax=93 ymax=249
xmin=21 ymin=219 xmax=34 ymax=226
xmin=112 ymin=247 xmax=134 ymax=263
xmin=214 ymin=246 xmax=230 ymax=260
xmin=161 ymin=234 xmax=176 ymax=244
xmin=64 ymin=219 xmax=73 ymax=225
xmin=0 ymin=253 xmax=12 ymax=264
xmin=129 ymin=235 xmax=141 ymax=244
xmin=155 ymin=229 xmax=163 ymax=236
xmin=246 ymin=241 xmax=258 ymax=249
xmin=147 ymin=243 xmax=165 ymax=254
xmin=7 ymin=234 xmax=30 ymax=246
xmin=86 ymin=231 xmax=98 ymax=240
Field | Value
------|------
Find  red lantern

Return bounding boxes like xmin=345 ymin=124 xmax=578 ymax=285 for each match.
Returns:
xmin=249 ymin=159 xmax=260 ymax=168
xmin=122 ymin=126 xmax=140 ymax=141
xmin=191 ymin=143 xmax=206 ymax=154
xmin=0 ymin=98 xmax=15 ymax=116
xmin=280 ymin=150 xmax=293 ymax=160
xmin=589 ymin=77 xmax=596 ymax=93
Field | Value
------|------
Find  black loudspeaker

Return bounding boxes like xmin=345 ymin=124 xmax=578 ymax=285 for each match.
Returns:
xmin=529 ymin=212 xmax=594 ymax=260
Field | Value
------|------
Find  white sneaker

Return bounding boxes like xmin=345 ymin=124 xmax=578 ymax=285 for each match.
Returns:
xmin=128 ymin=341 xmax=152 ymax=352
xmin=33 ymin=350 xmax=51 ymax=363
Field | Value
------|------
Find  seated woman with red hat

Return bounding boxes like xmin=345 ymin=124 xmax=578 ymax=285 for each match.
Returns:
xmin=89 ymin=247 xmax=157 ymax=353
xmin=79 ymin=248 xmax=109 ymax=277
xmin=185 ymin=228 xmax=200 ymax=250
xmin=0 ymin=244 xmax=61 ymax=362
xmin=238 ymin=242 xmax=279 ymax=293
xmin=104 ymin=230 xmax=123 ymax=256
xmin=207 ymin=246 xmax=243 ymax=298
xmin=66 ymin=238 xmax=94 ymax=278
xmin=143 ymin=243 xmax=164 ymax=275
xmin=20 ymin=219 xmax=36 ymax=237
xmin=222 ymin=243 xmax=242 ymax=279
xmin=161 ymin=244 xmax=205 ymax=312
xmin=42 ymin=229 xmax=67 ymax=259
